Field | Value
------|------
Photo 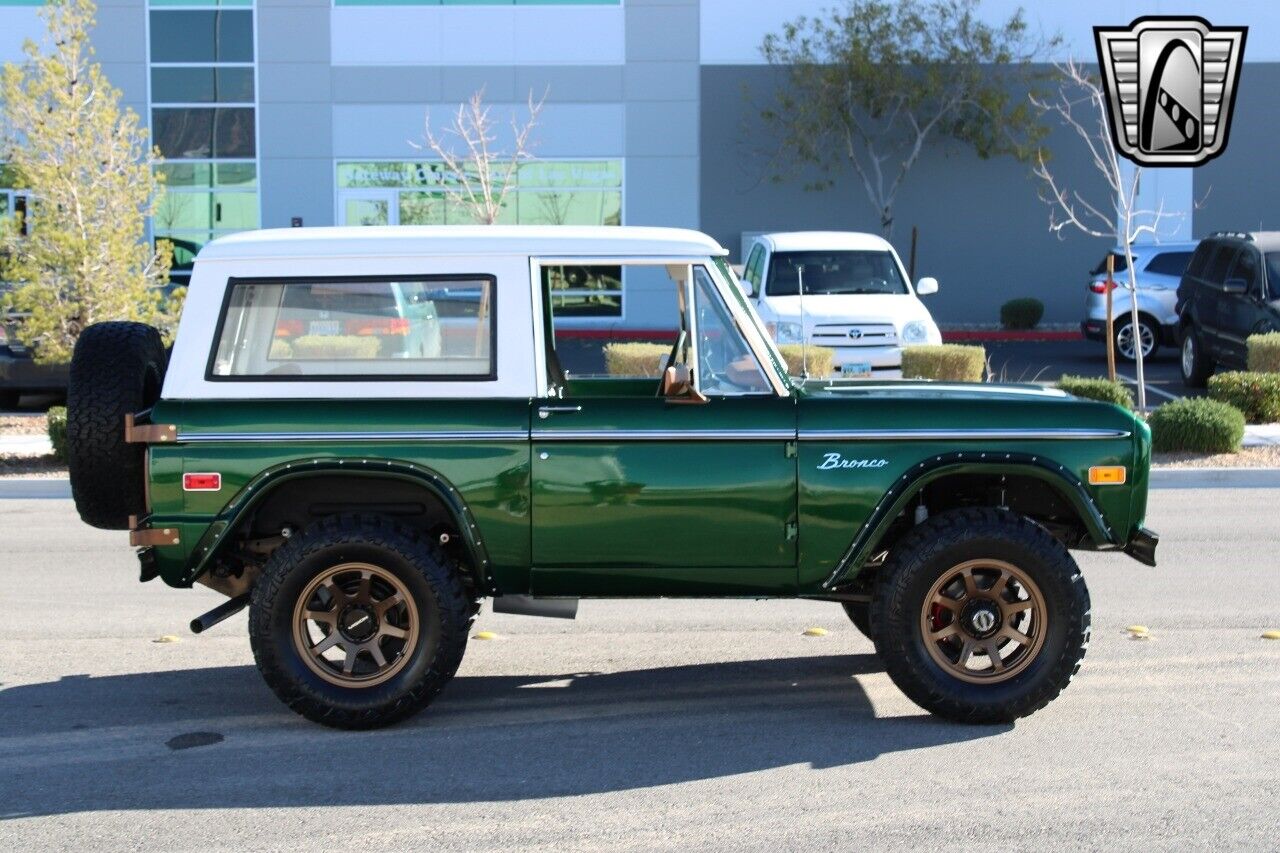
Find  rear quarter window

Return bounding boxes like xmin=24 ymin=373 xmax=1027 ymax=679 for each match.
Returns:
xmin=1143 ymin=251 xmax=1193 ymax=276
xmin=1184 ymin=243 xmax=1213 ymax=278
xmin=1203 ymin=245 xmax=1238 ymax=284
xmin=208 ymin=275 xmax=496 ymax=380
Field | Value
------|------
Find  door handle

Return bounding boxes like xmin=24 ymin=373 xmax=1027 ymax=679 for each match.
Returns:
xmin=537 ymin=405 xmax=582 ymax=419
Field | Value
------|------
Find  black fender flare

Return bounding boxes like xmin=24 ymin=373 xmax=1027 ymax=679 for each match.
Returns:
xmin=181 ymin=457 xmax=496 ymax=593
xmin=822 ymin=451 xmax=1116 ymax=590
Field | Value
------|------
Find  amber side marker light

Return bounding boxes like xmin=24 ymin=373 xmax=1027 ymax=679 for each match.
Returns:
xmin=1088 ymin=466 xmax=1126 ymax=485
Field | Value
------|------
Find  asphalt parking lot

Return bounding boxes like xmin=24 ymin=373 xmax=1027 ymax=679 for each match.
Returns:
xmin=983 ymin=339 xmax=1197 ymax=402
xmin=1 ymin=489 xmax=1278 ymax=851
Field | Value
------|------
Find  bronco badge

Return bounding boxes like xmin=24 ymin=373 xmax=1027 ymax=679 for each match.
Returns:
xmin=818 ymin=453 xmax=889 ymax=470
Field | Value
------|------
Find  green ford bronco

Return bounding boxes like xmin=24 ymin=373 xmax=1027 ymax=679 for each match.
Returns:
xmin=65 ymin=226 xmax=1157 ymax=729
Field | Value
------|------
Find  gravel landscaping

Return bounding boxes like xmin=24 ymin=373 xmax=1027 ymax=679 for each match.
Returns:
xmin=0 ymin=414 xmax=50 ymax=436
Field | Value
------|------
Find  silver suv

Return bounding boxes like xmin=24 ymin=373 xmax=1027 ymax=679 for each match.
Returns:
xmin=1081 ymin=242 xmax=1197 ymax=360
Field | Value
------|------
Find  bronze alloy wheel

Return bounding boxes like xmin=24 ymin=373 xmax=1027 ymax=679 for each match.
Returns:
xmin=919 ymin=559 xmax=1048 ymax=684
xmin=292 ymin=562 xmax=419 ymax=688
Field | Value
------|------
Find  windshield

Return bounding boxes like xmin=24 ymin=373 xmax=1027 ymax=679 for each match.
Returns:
xmin=1265 ymin=253 xmax=1280 ymax=300
xmin=765 ymin=250 xmax=908 ymax=296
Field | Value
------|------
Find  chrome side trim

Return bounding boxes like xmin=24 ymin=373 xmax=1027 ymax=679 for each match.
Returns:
xmin=177 ymin=430 xmax=529 ymax=444
xmin=535 ymin=429 xmax=795 ymax=442
xmin=799 ymin=428 xmax=1130 ymax=441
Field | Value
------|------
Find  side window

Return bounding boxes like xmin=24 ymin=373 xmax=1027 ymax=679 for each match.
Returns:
xmin=1204 ymin=245 xmax=1237 ymax=285
xmin=1227 ymin=250 xmax=1261 ymax=295
xmin=1185 ymin=243 xmax=1213 ymax=278
xmin=1144 ymin=252 xmax=1193 ymax=277
xmin=693 ymin=267 xmax=771 ymax=396
xmin=209 ymin=276 xmax=494 ymax=379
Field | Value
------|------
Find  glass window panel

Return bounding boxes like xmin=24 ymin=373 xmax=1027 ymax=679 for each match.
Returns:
xmin=398 ymin=192 xmax=447 ymax=225
xmin=151 ymin=67 xmax=254 ymax=104
xmin=150 ymin=0 xmax=253 ymax=7
xmin=215 ymin=163 xmax=257 ymax=188
xmin=157 ymin=163 xmax=212 ymax=188
xmin=517 ymin=189 xmax=620 ymax=226
xmin=544 ymin=264 xmax=623 ymax=318
xmin=517 ymin=160 xmax=622 ymax=188
xmin=343 ymin=197 xmax=389 ymax=226
xmin=155 ymin=191 xmax=258 ymax=231
xmin=0 ymin=194 xmax=9 ymax=218
xmin=210 ymin=278 xmax=495 ymax=379
xmin=693 ymin=266 xmax=770 ymax=395
xmin=152 ymin=108 xmax=256 ymax=159
xmin=149 ymin=10 xmax=254 ymax=63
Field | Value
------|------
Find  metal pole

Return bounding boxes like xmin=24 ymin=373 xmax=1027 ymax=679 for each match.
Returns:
xmin=1105 ymin=252 xmax=1116 ymax=382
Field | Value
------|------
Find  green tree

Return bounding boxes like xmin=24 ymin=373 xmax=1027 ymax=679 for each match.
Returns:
xmin=759 ymin=0 xmax=1058 ymax=238
xmin=0 ymin=0 xmax=175 ymax=365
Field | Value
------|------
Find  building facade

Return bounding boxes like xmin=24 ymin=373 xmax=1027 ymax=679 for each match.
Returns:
xmin=1 ymin=0 xmax=1277 ymax=328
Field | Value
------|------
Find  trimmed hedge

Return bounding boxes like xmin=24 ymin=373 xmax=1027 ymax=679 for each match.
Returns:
xmin=1207 ymin=371 xmax=1280 ymax=423
xmin=1148 ymin=397 xmax=1245 ymax=453
xmin=290 ymin=335 xmax=381 ymax=360
xmin=778 ymin=344 xmax=836 ymax=379
xmin=1056 ymin=375 xmax=1134 ymax=410
xmin=604 ymin=341 xmax=669 ymax=376
xmin=47 ymin=406 xmax=68 ymax=463
xmin=1000 ymin=298 xmax=1045 ymax=330
xmin=901 ymin=344 xmax=985 ymax=382
xmin=1247 ymin=332 xmax=1280 ymax=373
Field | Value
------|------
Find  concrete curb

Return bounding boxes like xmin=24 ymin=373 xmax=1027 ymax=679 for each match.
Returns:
xmin=1150 ymin=468 xmax=1280 ymax=489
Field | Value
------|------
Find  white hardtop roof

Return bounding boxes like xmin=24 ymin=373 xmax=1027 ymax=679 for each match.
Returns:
xmin=197 ymin=225 xmax=728 ymax=261
xmin=759 ymin=231 xmax=894 ymax=252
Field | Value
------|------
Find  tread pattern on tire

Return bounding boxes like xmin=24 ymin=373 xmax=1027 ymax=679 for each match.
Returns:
xmin=249 ymin=514 xmax=475 ymax=729
xmin=870 ymin=507 xmax=1091 ymax=724
xmin=66 ymin=322 xmax=166 ymax=529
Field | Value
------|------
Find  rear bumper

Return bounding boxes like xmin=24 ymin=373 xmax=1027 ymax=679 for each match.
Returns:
xmin=1124 ymin=526 xmax=1159 ymax=567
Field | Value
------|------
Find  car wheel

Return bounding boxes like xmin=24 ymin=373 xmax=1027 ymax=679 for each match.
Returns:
xmin=1115 ymin=316 xmax=1158 ymax=361
xmin=841 ymin=601 xmax=872 ymax=639
xmin=249 ymin=514 xmax=474 ymax=729
xmin=1180 ymin=327 xmax=1213 ymax=388
xmin=870 ymin=508 xmax=1090 ymax=724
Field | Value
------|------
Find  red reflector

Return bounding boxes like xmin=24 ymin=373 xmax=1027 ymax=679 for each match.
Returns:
xmin=183 ymin=473 xmax=222 ymax=492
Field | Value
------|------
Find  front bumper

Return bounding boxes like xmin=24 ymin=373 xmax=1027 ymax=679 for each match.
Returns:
xmin=1124 ymin=526 xmax=1159 ymax=567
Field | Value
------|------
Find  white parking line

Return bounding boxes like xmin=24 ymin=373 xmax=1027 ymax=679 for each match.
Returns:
xmin=1115 ymin=373 xmax=1182 ymax=402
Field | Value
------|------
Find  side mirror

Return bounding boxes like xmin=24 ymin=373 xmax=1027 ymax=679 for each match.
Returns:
xmin=1223 ymin=278 xmax=1247 ymax=295
xmin=915 ymin=277 xmax=939 ymax=296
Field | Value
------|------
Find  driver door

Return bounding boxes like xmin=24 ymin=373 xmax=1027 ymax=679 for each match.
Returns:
xmin=530 ymin=262 xmax=797 ymax=595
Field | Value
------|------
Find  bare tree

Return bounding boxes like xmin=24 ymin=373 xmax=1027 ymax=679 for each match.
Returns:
xmin=416 ymin=87 xmax=546 ymax=225
xmin=1031 ymin=58 xmax=1181 ymax=411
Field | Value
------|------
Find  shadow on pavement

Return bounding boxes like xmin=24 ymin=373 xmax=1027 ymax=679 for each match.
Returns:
xmin=0 ymin=653 xmax=1008 ymax=817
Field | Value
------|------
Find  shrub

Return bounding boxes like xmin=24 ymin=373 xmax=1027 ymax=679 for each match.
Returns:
xmin=47 ymin=406 xmax=68 ymax=463
xmin=603 ymin=342 xmax=669 ymax=376
xmin=1148 ymin=397 xmax=1244 ymax=453
xmin=778 ymin=344 xmax=836 ymax=379
xmin=290 ymin=335 xmax=381 ymax=360
xmin=1056 ymin=375 xmax=1134 ymax=410
xmin=901 ymin=344 xmax=985 ymax=382
xmin=1247 ymin=332 xmax=1280 ymax=373
xmin=1000 ymin=298 xmax=1045 ymax=330
xmin=1207 ymin=371 xmax=1280 ymax=423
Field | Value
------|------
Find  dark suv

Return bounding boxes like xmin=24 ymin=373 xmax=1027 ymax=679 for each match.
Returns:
xmin=1176 ymin=231 xmax=1280 ymax=386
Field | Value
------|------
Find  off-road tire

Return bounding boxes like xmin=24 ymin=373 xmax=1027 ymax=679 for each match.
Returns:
xmin=1180 ymin=325 xmax=1213 ymax=388
xmin=870 ymin=508 xmax=1090 ymax=724
xmin=249 ymin=514 xmax=474 ymax=729
xmin=841 ymin=601 xmax=872 ymax=639
xmin=66 ymin=322 xmax=167 ymax=529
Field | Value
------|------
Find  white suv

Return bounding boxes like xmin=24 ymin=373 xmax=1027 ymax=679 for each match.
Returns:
xmin=740 ymin=232 xmax=941 ymax=377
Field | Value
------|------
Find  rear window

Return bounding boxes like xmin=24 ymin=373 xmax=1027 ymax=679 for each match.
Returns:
xmin=1185 ymin=242 xmax=1214 ymax=278
xmin=1143 ymin=251 xmax=1193 ymax=276
xmin=209 ymin=276 xmax=495 ymax=380
xmin=1090 ymin=252 xmax=1128 ymax=276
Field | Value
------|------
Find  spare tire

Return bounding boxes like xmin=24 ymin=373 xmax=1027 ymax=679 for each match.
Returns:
xmin=67 ymin=322 xmax=168 ymax=529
